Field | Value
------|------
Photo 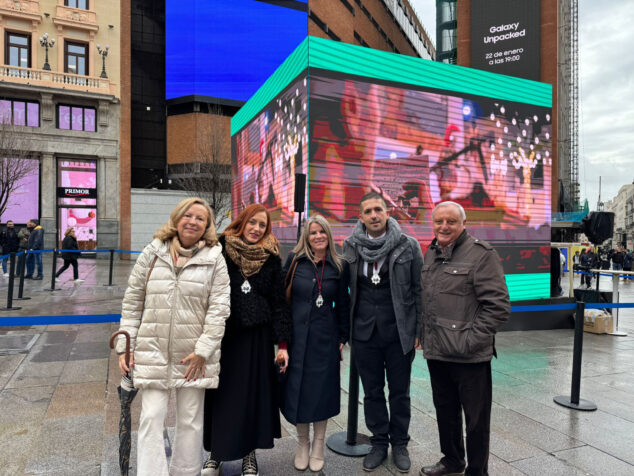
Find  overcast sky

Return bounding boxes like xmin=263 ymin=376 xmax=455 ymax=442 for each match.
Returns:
xmin=410 ymin=0 xmax=634 ymax=209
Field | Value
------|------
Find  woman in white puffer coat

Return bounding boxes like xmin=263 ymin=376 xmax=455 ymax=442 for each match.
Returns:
xmin=115 ymin=197 xmax=230 ymax=476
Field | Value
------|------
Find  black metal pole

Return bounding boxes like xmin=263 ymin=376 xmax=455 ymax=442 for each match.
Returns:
xmin=326 ymin=344 xmax=371 ymax=456
xmin=296 ymin=212 xmax=303 ymax=243
xmin=1 ymin=253 xmax=21 ymax=311
xmin=48 ymin=250 xmax=57 ymax=291
xmin=554 ymin=301 xmax=597 ymax=411
xmin=108 ymin=249 xmax=114 ymax=286
xmin=16 ymin=252 xmax=30 ymax=301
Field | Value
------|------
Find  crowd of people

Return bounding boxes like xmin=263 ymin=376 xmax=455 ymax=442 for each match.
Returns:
xmin=0 ymin=219 xmax=85 ymax=282
xmin=572 ymin=244 xmax=633 ymax=288
xmin=116 ymin=195 xmax=511 ymax=476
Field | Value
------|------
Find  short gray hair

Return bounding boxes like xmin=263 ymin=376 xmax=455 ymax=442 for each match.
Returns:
xmin=432 ymin=201 xmax=466 ymax=221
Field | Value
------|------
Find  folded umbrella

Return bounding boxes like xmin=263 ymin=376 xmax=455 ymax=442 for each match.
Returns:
xmin=109 ymin=330 xmax=139 ymax=476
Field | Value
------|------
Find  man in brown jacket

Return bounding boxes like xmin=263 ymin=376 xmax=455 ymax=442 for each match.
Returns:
xmin=419 ymin=201 xmax=510 ymax=476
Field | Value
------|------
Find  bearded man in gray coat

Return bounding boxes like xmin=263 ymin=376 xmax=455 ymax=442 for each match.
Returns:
xmin=343 ymin=191 xmax=423 ymax=473
xmin=419 ymin=201 xmax=510 ymax=476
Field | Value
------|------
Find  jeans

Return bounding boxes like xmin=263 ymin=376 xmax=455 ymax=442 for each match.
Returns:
xmin=1 ymin=257 xmax=7 ymax=273
xmin=26 ymin=252 xmax=43 ymax=277
xmin=138 ymin=387 xmax=205 ymax=476
xmin=613 ymin=263 xmax=623 ymax=271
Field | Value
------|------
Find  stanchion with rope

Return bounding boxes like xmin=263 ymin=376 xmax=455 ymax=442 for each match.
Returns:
xmin=553 ymin=300 xmax=597 ymax=411
xmin=47 ymin=249 xmax=58 ymax=291
xmin=326 ymin=345 xmax=371 ymax=456
xmin=15 ymin=251 xmax=30 ymax=301
xmin=104 ymin=249 xmax=115 ymax=286
xmin=1 ymin=252 xmax=21 ymax=311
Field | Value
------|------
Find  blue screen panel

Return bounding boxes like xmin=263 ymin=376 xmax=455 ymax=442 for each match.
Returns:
xmin=166 ymin=0 xmax=307 ymax=101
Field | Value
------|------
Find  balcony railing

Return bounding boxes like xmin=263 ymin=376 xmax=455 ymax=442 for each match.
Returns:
xmin=54 ymin=4 xmax=97 ymax=30
xmin=0 ymin=0 xmax=40 ymax=16
xmin=0 ymin=65 xmax=115 ymax=96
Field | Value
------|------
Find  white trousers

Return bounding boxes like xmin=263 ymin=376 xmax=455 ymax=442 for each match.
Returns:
xmin=137 ymin=387 xmax=204 ymax=476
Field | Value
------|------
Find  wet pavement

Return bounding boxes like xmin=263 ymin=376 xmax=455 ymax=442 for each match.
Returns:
xmin=1 ymin=261 xmax=634 ymax=475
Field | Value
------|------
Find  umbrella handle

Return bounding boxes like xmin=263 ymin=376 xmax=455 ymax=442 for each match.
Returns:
xmin=110 ymin=330 xmax=131 ymax=369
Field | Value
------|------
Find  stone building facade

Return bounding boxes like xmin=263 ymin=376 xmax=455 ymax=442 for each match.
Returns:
xmin=0 ymin=0 xmax=121 ymax=249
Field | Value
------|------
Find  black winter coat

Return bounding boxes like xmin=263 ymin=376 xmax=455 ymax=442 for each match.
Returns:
xmin=281 ymin=253 xmax=350 ymax=424
xmin=220 ymin=236 xmax=291 ymax=344
xmin=1 ymin=228 xmax=19 ymax=254
xmin=61 ymin=235 xmax=79 ymax=260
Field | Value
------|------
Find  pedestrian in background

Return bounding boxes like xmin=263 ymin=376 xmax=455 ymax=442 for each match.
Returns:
xmin=580 ymin=247 xmax=597 ymax=288
xmin=25 ymin=219 xmax=44 ymax=280
xmin=419 ymin=201 xmax=510 ymax=476
xmin=116 ymin=197 xmax=231 ymax=476
xmin=1 ymin=220 xmax=19 ymax=276
xmin=612 ymin=245 xmax=625 ymax=271
xmin=17 ymin=223 xmax=30 ymax=275
xmin=343 ymin=191 xmax=423 ymax=473
xmin=202 ymin=204 xmax=291 ymax=476
xmin=282 ymin=215 xmax=350 ymax=473
xmin=623 ymin=250 xmax=632 ymax=274
xmin=55 ymin=227 xmax=84 ymax=283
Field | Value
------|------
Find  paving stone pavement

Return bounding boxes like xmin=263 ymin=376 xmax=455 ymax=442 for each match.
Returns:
xmin=1 ymin=264 xmax=634 ymax=475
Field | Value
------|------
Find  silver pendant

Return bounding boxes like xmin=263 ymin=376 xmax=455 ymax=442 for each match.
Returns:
xmin=241 ymin=279 xmax=252 ymax=294
xmin=371 ymin=273 xmax=381 ymax=285
xmin=316 ymin=294 xmax=324 ymax=308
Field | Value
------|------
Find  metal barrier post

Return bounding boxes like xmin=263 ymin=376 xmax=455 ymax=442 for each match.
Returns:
xmin=1 ymin=253 xmax=21 ymax=311
xmin=16 ymin=252 xmax=30 ymax=301
xmin=106 ymin=249 xmax=115 ymax=286
xmin=554 ymin=301 xmax=597 ymax=411
xmin=326 ymin=345 xmax=371 ymax=456
xmin=48 ymin=250 xmax=58 ymax=291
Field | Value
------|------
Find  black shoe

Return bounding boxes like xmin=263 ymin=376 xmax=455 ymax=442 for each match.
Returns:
xmin=33 ymin=276 xmax=43 ymax=280
xmin=419 ymin=461 xmax=464 ymax=476
xmin=24 ymin=275 xmax=33 ymax=279
xmin=241 ymin=451 xmax=258 ymax=476
xmin=363 ymin=446 xmax=388 ymax=472
xmin=201 ymin=454 xmax=222 ymax=476
xmin=392 ymin=445 xmax=411 ymax=473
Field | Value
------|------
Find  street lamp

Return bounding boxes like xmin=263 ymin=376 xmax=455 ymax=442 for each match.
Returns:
xmin=39 ymin=33 xmax=55 ymax=71
xmin=97 ymin=44 xmax=110 ymax=78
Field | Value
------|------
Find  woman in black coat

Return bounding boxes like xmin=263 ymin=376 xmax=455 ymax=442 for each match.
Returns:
xmin=55 ymin=227 xmax=83 ymax=282
xmin=202 ymin=204 xmax=291 ymax=476
xmin=282 ymin=214 xmax=350 ymax=473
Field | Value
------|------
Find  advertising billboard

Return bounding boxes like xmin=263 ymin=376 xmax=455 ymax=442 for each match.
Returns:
xmin=166 ymin=0 xmax=307 ymax=100
xmin=470 ymin=0 xmax=541 ymax=80
xmin=232 ymin=74 xmax=309 ymax=242
xmin=57 ymin=160 xmax=97 ymax=249
xmin=0 ymin=158 xmax=39 ymax=224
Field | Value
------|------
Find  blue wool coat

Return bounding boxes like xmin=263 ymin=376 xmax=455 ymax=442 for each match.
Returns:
xmin=281 ymin=253 xmax=350 ymax=425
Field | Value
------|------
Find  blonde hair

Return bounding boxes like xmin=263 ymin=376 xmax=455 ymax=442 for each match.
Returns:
xmin=293 ymin=214 xmax=342 ymax=273
xmin=64 ymin=227 xmax=74 ymax=237
xmin=154 ymin=197 xmax=218 ymax=246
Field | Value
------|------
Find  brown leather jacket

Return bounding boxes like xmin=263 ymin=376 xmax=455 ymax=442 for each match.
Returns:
xmin=420 ymin=230 xmax=510 ymax=363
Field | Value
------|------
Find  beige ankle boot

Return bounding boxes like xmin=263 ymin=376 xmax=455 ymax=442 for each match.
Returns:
xmin=309 ymin=420 xmax=327 ymax=472
xmin=294 ymin=423 xmax=310 ymax=470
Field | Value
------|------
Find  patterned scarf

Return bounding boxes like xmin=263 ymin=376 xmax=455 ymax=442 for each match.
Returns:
xmin=170 ymin=237 xmax=205 ymax=271
xmin=224 ymin=234 xmax=279 ymax=277
xmin=349 ymin=217 xmax=403 ymax=263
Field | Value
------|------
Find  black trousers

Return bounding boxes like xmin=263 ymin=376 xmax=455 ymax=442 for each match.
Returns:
xmin=427 ymin=360 xmax=492 ymax=476
xmin=353 ymin=328 xmax=414 ymax=448
xmin=56 ymin=259 xmax=78 ymax=279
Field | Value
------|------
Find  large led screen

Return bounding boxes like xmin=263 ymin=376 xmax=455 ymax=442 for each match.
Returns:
xmin=309 ymin=72 xmax=552 ymax=299
xmin=232 ymin=75 xmax=309 ymax=242
xmin=166 ymin=0 xmax=307 ymax=100
xmin=0 ymin=158 xmax=39 ymax=224
xmin=57 ymin=160 xmax=97 ymax=249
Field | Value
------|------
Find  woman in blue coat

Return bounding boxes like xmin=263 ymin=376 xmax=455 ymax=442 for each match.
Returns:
xmin=282 ymin=214 xmax=350 ymax=473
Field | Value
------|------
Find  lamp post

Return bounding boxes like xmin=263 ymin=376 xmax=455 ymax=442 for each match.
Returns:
xmin=97 ymin=44 xmax=110 ymax=78
xmin=39 ymin=33 xmax=55 ymax=71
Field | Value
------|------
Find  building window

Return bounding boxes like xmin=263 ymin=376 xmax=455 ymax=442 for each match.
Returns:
xmin=0 ymin=99 xmax=39 ymax=127
xmin=5 ymin=31 xmax=30 ymax=68
xmin=65 ymin=0 xmax=88 ymax=9
xmin=65 ymin=41 xmax=88 ymax=76
xmin=57 ymin=105 xmax=96 ymax=132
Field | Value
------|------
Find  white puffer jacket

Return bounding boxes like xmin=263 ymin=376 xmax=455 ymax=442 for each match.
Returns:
xmin=116 ymin=238 xmax=230 ymax=390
